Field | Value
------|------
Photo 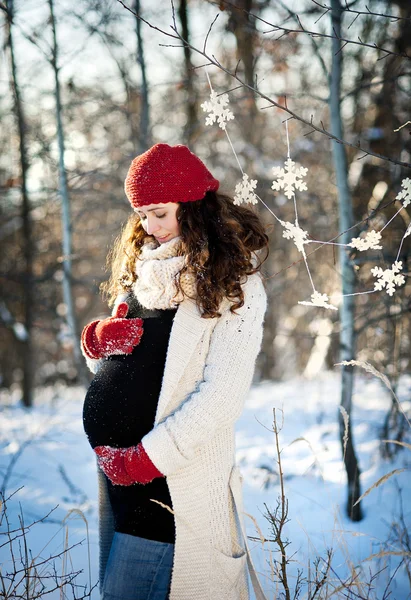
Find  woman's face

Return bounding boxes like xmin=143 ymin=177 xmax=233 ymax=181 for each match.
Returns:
xmin=136 ymin=202 xmax=180 ymax=243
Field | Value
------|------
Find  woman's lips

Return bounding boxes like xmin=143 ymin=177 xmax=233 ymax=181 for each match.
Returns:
xmin=156 ymin=234 xmax=170 ymax=242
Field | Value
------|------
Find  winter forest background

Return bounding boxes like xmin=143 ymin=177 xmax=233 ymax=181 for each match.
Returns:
xmin=1 ymin=0 xmax=411 ymax=598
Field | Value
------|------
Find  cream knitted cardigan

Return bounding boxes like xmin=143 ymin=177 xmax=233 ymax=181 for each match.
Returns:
xmin=84 ymin=238 xmax=267 ymax=600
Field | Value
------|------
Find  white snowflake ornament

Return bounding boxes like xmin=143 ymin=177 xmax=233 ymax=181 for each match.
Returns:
xmin=349 ymin=230 xmax=382 ymax=251
xmin=396 ymin=178 xmax=411 ymax=208
xmin=233 ymin=174 xmax=258 ymax=206
xmin=201 ymin=90 xmax=234 ymax=131
xmin=272 ymin=158 xmax=308 ymax=200
xmin=299 ymin=291 xmax=338 ymax=311
xmin=371 ymin=261 xmax=405 ymax=296
xmin=280 ymin=220 xmax=310 ymax=253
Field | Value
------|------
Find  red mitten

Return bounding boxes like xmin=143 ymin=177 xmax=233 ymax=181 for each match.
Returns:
xmin=81 ymin=302 xmax=143 ymax=359
xmin=124 ymin=443 xmax=164 ymax=484
xmin=94 ymin=446 xmax=134 ymax=486
xmin=95 ymin=443 xmax=164 ymax=486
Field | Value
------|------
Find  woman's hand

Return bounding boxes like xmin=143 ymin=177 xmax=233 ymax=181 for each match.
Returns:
xmin=94 ymin=446 xmax=134 ymax=486
xmin=81 ymin=302 xmax=144 ymax=359
xmin=94 ymin=443 xmax=163 ymax=486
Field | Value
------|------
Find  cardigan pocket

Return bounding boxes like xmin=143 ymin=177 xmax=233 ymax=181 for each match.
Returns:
xmin=229 ymin=465 xmax=245 ymax=542
xmin=208 ymin=465 xmax=249 ymax=598
xmin=210 ymin=548 xmax=247 ymax=598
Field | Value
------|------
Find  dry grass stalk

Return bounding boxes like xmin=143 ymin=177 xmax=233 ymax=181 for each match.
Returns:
xmin=336 ymin=360 xmax=391 ymax=391
xmin=244 ymin=511 xmax=266 ymax=551
xmin=382 ymin=439 xmax=411 ymax=452
xmin=289 ymin=436 xmax=325 ymax=480
xmin=62 ymin=508 xmax=92 ymax=597
xmin=353 ymin=468 xmax=407 ymax=506
xmin=150 ymin=499 xmax=175 ymax=514
xmin=336 ymin=360 xmax=411 ymax=429
xmin=339 ymin=406 xmax=349 ymax=459
xmin=61 ymin=525 xmax=69 ymax=600
xmin=363 ymin=549 xmax=411 ymax=561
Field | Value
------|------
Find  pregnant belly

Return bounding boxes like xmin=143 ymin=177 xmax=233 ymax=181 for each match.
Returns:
xmin=83 ymin=356 xmax=162 ymax=449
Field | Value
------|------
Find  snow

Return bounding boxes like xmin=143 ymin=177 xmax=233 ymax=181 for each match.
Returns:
xmin=1 ymin=372 xmax=410 ymax=599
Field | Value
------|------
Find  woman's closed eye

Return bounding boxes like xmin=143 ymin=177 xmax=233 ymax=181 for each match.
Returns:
xmin=139 ymin=213 xmax=166 ymax=220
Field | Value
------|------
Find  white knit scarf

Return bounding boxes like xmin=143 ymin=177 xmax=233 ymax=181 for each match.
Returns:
xmin=132 ymin=236 xmax=196 ymax=310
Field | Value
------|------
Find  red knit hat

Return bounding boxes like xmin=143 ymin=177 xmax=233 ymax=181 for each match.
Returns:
xmin=124 ymin=143 xmax=219 ymax=208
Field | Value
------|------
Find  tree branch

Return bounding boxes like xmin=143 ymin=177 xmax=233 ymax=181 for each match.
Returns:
xmin=116 ymin=0 xmax=411 ymax=169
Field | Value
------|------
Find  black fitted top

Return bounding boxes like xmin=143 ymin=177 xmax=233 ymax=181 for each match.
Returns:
xmin=82 ymin=294 xmax=177 ymax=543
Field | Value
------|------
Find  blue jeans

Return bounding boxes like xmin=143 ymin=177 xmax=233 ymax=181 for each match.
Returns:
xmin=101 ymin=533 xmax=174 ymax=600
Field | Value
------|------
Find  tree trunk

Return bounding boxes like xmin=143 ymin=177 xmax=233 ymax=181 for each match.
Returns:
xmin=134 ymin=0 xmax=150 ymax=152
xmin=258 ymin=293 xmax=276 ymax=381
xmin=6 ymin=0 xmax=34 ymax=407
xmin=178 ymin=0 xmax=198 ymax=147
xmin=49 ymin=0 xmax=88 ymax=385
xmin=330 ymin=0 xmax=362 ymax=521
xmin=357 ymin=1 xmax=411 ymax=449
xmin=225 ymin=0 xmax=258 ymax=144
xmin=226 ymin=0 xmax=255 ymax=89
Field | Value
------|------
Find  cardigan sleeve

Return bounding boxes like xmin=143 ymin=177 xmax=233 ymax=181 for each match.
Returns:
xmin=81 ymin=348 xmax=106 ymax=374
xmin=141 ymin=274 xmax=267 ymax=476
xmin=97 ymin=464 xmax=115 ymax=591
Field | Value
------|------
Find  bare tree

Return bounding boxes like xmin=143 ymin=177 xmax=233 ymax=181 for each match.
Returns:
xmin=135 ymin=0 xmax=151 ymax=151
xmin=49 ymin=0 xmax=88 ymax=386
xmin=4 ymin=0 xmax=35 ymax=407
xmin=178 ymin=0 xmax=198 ymax=146
xmin=330 ymin=0 xmax=362 ymax=522
xmin=224 ymin=0 xmax=259 ymax=145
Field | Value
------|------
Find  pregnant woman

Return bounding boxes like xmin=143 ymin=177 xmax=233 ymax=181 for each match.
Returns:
xmin=81 ymin=143 xmax=269 ymax=600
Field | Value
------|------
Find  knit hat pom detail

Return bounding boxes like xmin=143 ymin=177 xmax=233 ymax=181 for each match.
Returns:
xmin=124 ymin=143 xmax=219 ymax=208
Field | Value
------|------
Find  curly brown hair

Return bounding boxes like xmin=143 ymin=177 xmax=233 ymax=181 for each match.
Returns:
xmin=101 ymin=192 xmax=269 ymax=318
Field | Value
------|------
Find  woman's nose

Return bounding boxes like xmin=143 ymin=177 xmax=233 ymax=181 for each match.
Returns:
xmin=145 ymin=218 xmax=160 ymax=235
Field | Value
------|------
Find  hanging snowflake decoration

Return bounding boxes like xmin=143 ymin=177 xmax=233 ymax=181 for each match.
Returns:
xmin=349 ymin=230 xmax=382 ymax=251
xmin=298 ymin=291 xmax=338 ymax=311
xmin=280 ymin=219 xmax=310 ymax=253
xmin=272 ymin=158 xmax=308 ymax=200
xmin=396 ymin=177 xmax=411 ymax=208
xmin=371 ymin=261 xmax=405 ymax=296
xmin=233 ymin=173 xmax=258 ymax=206
xmin=201 ymin=90 xmax=234 ymax=131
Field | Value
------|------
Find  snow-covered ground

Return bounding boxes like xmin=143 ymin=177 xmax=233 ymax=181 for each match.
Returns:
xmin=1 ymin=371 xmax=410 ymax=599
